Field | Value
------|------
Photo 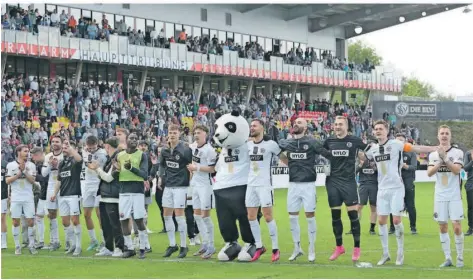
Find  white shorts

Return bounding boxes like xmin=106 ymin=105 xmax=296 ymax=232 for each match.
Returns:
xmin=59 ymin=195 xmax=81 ymax=217
xmin=287 ymin=182 xmax=316 ymax=213
xmin=81 ymin=184 xmax=100 ymax=208
xmin=1 ymin=198 xmax=8 ymax=214
xmin=36 ymin=199 xmax=47 ymax=216
xmin=162 ymin=187 xmax=188 ymax=209
xmin=119 ymin=193 xmax=146 ymax=221
xmin=46 ymin=189 xmax=58 ymax=210
xmin=192 ymin=187 xmax=213 ymax=210
xmin=377 ymin=188 xmax=405 ymax=216
xmin=434 ymin=200 xmax=464 ymax=223
xmin=10 ymin=201 xmax=35 ymax=219
xmin=246 ymin=186 xmax=274 ymax=208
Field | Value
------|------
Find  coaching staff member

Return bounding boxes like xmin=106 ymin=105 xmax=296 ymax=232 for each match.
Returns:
xmin=88 ymin=137 xmax=124 ymax=257
xmin=397 ymin=134 xmax=418 ymax=234
xmin=464 ymin=149 xmax=473 ymax=236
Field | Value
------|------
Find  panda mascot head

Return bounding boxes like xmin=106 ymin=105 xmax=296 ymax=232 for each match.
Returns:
xmin=213 ymin=109 xmax=249 ymax=149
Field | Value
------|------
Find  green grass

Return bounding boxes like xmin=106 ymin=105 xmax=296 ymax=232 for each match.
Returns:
xmin=1 ymin=182 xmax=472 ymax=279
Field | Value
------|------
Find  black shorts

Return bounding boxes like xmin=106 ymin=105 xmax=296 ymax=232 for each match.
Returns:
xmin=358 ymin=184 xmax=378 ymax=206
xmin=326 ymin=182 xmax=359 ymax=208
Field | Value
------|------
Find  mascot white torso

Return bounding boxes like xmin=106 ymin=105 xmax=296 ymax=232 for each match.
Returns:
xmin=213 ymin=110 xmax=250 ymax=191
xmin=212 ymin=110 xmax=256 ymax=262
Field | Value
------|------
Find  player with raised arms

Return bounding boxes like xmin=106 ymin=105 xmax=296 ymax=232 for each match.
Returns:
xmin=323 ymin=116 xmax=369 ymax=262
xmin=366 ymin=120 xmax=437 ymax=266
xmin=427 ymin=125 xmax=465 ymax=268
xmin=278 ymin=118 xmax=331 ymax=262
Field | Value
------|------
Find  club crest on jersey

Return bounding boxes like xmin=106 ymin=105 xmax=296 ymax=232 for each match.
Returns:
xmin=404 ymin=157 xmax=408 ymax=161
xmin=386 ymin=146 xmax=392 ymax=152
xmin=198 ymin=151 xmax=203 ymax=157
xmin=234 ymin=149 xmax=240 ymax=155
xmin=260 ymin=148 xmax=265 ymax=153
xmin=347 ymin=142 xmax=352 ymax=148
xmin=175 ymin=154 xmax=180 ymax=160
xmin=303 ymin=145 xmax=309 ymax=150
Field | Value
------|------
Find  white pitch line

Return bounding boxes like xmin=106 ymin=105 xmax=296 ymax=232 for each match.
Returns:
xmin=2 ymin=253 xmax=472 ymax=273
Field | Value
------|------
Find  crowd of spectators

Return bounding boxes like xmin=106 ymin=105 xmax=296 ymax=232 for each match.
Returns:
xmin=2 ymin=70 xmax=418 ymax=166
xmin=2 ymin=5 xmax=374 ymax=73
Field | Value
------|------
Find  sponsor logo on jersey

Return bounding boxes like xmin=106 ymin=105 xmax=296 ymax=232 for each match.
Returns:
xmin=289 ymin=153 xmax=307 ymax=160
xmin=192 ymin=156 xmax=201 ymax=163
xmin=250 ymin=155 xmax=263 ymax=161
xmin=60 ymin=171 xmax=71 ymax=177
xmin=166 ymin=161 xmax=179 ymax=168
xmin=332 ymin=150 xmax=349 ymax=157
xmin=224 ymin=156 xmax=239 ymax=163
xmin=375 ymin=154 xmax=390 ymax=162
xmin=362 ymin=169 xmax=375 ymax=174
xmin=438 ymin=166 xmax=452 ymax=173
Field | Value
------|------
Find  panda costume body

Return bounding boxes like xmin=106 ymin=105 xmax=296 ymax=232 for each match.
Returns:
xmin=212 ymin=110 xmax=256 ymax=262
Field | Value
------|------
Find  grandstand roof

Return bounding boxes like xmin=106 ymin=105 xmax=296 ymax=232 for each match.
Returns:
xmin=234 ymin=4 xmax=469 ymax=38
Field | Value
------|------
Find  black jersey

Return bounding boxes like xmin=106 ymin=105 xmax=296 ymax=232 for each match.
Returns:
xmin=58 ymin=157 xmax=83 ymax=196
xmin=323 ymin=135 xmax=367 ymax=186
xmin=159 ymin=142 xmax=193 ymax=187
xmin=357 ymin=158 xmax=378 ymax=186
xmin=1 ymin=159 xmax=8 ymax=200
xmin=279 ymin=136 xmax=329 ymax=183
xmin=35 ymin=163 xmax=48 ymax=200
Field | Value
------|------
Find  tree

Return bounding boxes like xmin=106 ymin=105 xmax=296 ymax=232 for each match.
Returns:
xmin=402 ymin=77 xmax=434 ymax=99
xmin=347 ymin=40 xmax=383 ymax=66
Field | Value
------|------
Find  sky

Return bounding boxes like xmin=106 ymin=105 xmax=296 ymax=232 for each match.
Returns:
xmin=355 ymin=7 xmax=473 ymax=97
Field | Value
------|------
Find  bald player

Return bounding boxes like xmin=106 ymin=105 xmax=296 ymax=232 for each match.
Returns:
xmin=278 ymin=118 xmax=331 ymax=262
xmin=322 ymin=116 xmax=369 ymax=262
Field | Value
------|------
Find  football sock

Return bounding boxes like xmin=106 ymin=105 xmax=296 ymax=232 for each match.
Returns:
xmin=266 ymin=219 xmax=279 ymax=250
xmin=164 ymin=216 xmax=176 ymax=246
xmin=348 ymin=210 xmax=361 ymax=248
xmin=379 ymin=224 xmax=389 ymax=255
xmin=440 ymin=232 xmax=451 ymax=260
xmin=394 ymin=222 xmax=404 ymax=252
xmin=249 ymin=219 xmax=262 ymax=248
xmin=203 ymin=216 xmax=214 ymax=247
xmin=176 ymin=216 xmax=187 ymax=248
xmin=454 ymin=232 xmax=464 ymax=259
xmin=331 ymin=209 xmax=343 ymax=246
xmin=289 ymin=215 xmax=301 ymax=247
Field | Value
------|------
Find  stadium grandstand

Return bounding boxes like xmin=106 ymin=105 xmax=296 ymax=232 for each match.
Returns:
xmin=1 ymin=2 xmax=472 ymax=279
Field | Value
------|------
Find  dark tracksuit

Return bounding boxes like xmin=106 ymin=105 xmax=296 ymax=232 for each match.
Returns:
xmin=463 ymin=151 xmax=473 ymax=231
xmin=98 ymin=150 xmax=124 ymax=252
xmin=402 ymin=151 xmax=417 ymax=230
xmin=390 ymin=151 xmax=417 ymax=231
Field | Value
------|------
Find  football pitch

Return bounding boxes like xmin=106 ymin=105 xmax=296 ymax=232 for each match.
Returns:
xmin=1 ymin=182 xmax=472 ymax=279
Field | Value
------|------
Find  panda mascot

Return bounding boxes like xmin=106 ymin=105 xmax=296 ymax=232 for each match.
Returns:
xmin=212 ymin=109 xmax=256 ymax=262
